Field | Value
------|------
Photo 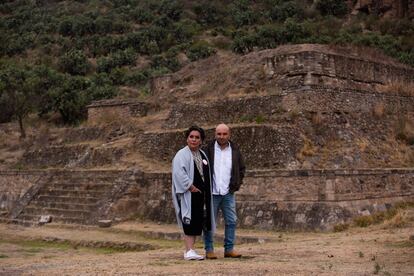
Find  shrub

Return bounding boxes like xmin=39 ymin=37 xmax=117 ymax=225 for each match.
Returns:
xmin=186 ymin=41 xmax=216 ymax=61
xmin=72 ymin=15 xmax=96 ymax=36
xmin=153 ymin=15 xmax=173 ymax=28
xmin=109 ymin=67 xmax=128 ymax=85
xmin=86 ymin=73 xmax=117 ymax=102
xmin=150 ymin=54 xmax=180 ymax=72
xmin=267 ymin=0 xmax=304 ymax=22
xmin=112 ymin=20 xmax=131 ymax=34
xmin=230 ymin=0 xmax=258 ymax=27
xmin=316 ymin=0 xmax=348 ymax=17
xmin=333 ymin=223 xmax=349 ymax=232
xmin=125 ymin=70 xmax=148 ymax=85
xmin=232 ymin=34 xmax=256 ymax=54
xmin=193 ymin=1 xmax=224 ymax=26
xmin=95 ymin=16 xmax=113 ymax=34
xmin=97 ymin=48 xmax=137 ymax=73
xmin=159 ymin=0 xmax=182 ymax=21
xmin=353 ymin=202 xmax=414 ymax=228
xmin=255 ymin=115 xmax=266 ymax=124
xmin=283 ymin=19 xmax=309 ymax=43
xmin=353 ymin=215 xmax=374 ymax=227
xmin=58 ymin=18 xmax=74 ymax=36
xmin=173 ymin=20 xmax=199 ymax=44
xmin=59 ymin=49 xmax=91 ymax=75
xmin=132 ymin=7 xmax=154 ymax=24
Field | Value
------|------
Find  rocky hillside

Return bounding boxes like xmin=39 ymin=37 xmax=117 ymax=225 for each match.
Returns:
xmin=1 ymin=0 xmax=413 ymax=131
xmin=1 ymin=44 xmax=413 ymax=172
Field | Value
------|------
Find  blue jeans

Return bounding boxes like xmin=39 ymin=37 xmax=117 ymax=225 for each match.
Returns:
xmin=204 ymin=193 xmax=237 ymax=253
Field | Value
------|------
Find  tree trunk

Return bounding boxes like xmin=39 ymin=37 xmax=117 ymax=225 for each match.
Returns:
xmin=18 ymin=115 xmax=26 ymax=139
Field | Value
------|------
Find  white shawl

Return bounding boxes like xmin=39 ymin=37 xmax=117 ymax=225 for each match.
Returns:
xmin=172 ymin=146 xmax=215 ymax=232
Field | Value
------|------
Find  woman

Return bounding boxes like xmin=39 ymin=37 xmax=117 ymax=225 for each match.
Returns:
xmin=172 ymin=126 xmax=215 ymax=260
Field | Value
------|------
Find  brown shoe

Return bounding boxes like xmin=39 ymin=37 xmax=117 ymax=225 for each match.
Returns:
xmin=205 ymin=251 xmax=218 ymax=259
xmin=224 ymin=250 xmax=242 ymax=258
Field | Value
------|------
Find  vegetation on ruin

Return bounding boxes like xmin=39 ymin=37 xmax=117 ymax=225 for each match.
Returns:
xmin=333 ymin=201 xmax=414 ymax=231
xmin=0 ymin=0 xmax=413 ymax=134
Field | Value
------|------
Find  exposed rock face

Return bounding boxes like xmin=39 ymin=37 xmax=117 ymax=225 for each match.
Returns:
xmin=349 ymin=0 xmax=414 ymax=18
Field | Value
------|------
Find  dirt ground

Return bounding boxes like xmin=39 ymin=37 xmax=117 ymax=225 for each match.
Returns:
xmin=0 ymin=219 xmax=413 ymax=276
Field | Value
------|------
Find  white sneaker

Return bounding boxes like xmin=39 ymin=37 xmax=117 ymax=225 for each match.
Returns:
xmin=184 ymin=249 xmax=205 ymax=260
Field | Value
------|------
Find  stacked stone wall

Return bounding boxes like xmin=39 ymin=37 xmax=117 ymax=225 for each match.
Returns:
xmin=164 ymin=88 xmax=414 ymax=129
xmin=87 ymin=99 xmax=151 ymax=124
xmin=22 ymin=145 xmax=126 ymax=169
xmin=265 ymin=52 xmax=414 ymax=90
xmin=2 ymin=169 xmax=412 ymax=230
xmin=0 ymin=171 xmax=45 ymax=213
xmin=134 ymin=126 xmax=302 ymax=169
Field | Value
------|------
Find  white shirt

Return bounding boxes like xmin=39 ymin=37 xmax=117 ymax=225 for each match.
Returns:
xmin=212 ymin=141 xmax=232 ymax=195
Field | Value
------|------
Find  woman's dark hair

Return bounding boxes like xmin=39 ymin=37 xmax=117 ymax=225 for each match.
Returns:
xmin=185 ymin=125 xmax=205 ymax=141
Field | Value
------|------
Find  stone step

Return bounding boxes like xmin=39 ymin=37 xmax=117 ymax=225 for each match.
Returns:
xmin=48 ymin=175 xmax=119 ymax=183
xmin=36 ymin=189 xmax=106 ymax=198
xmin=0 ymin=217 xmax=38 ymax=226
xmin=17 ymin=214 xmax=88 ymax=225
xmin=36 ymin=195 xmax=100 ymax=204
xmin=21 ymin=207 xmax=92 ymax=218
xmin=30 ymin=201 xmax=98 ymax=212
xmin=40 ymin=183 xmax=113 ymax=192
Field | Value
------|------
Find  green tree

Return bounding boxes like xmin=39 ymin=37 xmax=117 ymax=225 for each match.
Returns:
xmin=49 ymin=76 xmax=89 ymax=124
xmin=0 ymin=64 xmax=38 ymax=138
xmin=186 ymin=41 xmax=216 ymax=61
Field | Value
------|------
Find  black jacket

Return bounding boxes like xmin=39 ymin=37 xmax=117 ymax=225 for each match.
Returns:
xmin=203 ymin=140 xmax=246 ymax=193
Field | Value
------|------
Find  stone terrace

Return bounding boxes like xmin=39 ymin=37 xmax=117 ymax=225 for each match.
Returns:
xmin=1 ymin=168 xmax=413 ymax=230
xmin=1 ymin=44 xmax=414 ymax=230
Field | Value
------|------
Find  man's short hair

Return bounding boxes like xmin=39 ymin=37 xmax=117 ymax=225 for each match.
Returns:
xmin=185 ymin=125 xmax=205 ymax=141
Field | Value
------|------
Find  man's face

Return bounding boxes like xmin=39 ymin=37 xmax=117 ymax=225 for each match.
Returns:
xmin=215 ymin=125 xmax=230 ymax=147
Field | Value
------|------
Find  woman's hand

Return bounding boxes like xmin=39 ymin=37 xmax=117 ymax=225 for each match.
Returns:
xmin=189 ymin=184 xmax=201 ymax=193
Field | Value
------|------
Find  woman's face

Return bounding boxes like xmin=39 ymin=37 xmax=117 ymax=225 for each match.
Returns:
xmin=187 ymin=130 xmax=202 ymax=151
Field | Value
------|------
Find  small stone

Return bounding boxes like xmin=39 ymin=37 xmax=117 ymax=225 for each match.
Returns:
xmin=409 ymin=235 xmax=414 ymax=241
xmin=358 ymin=209 xmax=371 ymax=216
xmin=98 ymin=219 xmax=112 ymax=228
xmin=39 ymin=215 xmax=52 ymax=224
xmin=0 ymin=211 xmax=8 ymax=216
xmin=243 ymin=216 xmax=254 ymax=226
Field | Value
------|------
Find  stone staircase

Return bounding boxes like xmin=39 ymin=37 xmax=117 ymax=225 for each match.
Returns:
xmin=15 ymin=172 xmax=117 ymax=225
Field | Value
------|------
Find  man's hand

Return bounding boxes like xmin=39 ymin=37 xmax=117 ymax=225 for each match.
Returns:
xmin=189 ymin=184 xmax=201 ymax=193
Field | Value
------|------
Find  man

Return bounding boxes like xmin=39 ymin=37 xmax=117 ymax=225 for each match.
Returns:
xmin=203 ymin=123 xmax=246 ymax=259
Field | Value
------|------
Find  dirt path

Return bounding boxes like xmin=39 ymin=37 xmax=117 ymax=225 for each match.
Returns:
xmin=0 ymin=221 xmax=413 ymax=275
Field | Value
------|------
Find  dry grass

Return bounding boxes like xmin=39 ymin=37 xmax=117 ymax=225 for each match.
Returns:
xmin=311 ymin=111 xmax=323 ymax=125
xmin=395 ymin=116 xmax=414 ymax=145
xmin=382 ymin=209 xmax=411 ymax=229
xmin=372 ymin=102 xmax=385 ymax=118
xmin=87 ymin=109 xmax=131 ymax=127
xmin=297 ymin=136 xmax=316 ymax=161
xmin=378 ymin=81 xmax=414 ymax=97
xmin=356 ymin=138 xmax=369 ymax=152
xmin=333 ymin=223 xmax=350 ymax=232
xmin=353 ymin=202 xmax=414 ymax=229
